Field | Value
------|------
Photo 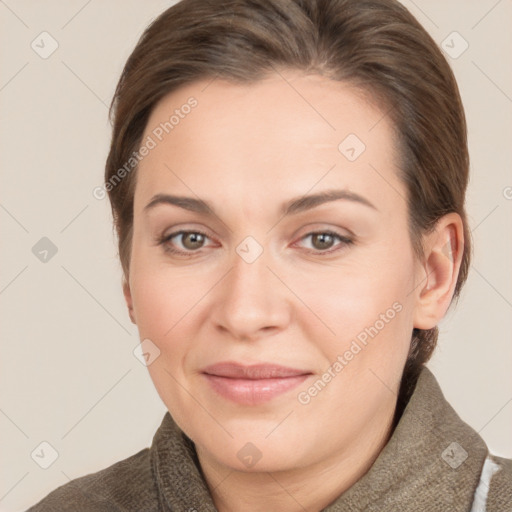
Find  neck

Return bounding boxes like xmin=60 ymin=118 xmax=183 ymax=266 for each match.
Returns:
xmin=196 ymin=406 xmax=397 ymax=512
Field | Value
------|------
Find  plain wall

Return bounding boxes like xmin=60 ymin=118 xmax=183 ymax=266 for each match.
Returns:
xmin=1 ymin=1 xmax=511 ymax=510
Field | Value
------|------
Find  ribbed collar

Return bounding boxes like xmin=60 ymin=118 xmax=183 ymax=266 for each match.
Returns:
xmin=150 ymin=367 xmax=488 ymax=511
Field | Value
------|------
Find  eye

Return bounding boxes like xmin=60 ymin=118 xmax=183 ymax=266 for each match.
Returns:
xmin=296 ymin=231 xmax=354 ymax=255
xmin=158 ymin=229 xmax=214 ymax=255
xmin=157 ymin=228 xmax=354 ymax=257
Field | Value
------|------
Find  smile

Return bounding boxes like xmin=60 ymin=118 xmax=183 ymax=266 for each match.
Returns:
xmin=201 ymin=362 xmax=312 ymax=405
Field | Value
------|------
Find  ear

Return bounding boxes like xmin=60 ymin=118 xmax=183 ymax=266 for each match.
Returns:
xmin=123 ymin=276 xmax=137 ymax=324
xmin=413 ymin=213 xmax=464 ymax=330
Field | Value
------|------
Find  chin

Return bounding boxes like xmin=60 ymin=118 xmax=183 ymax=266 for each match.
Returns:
xmin=194 ymin=426 xmax=314 ymax=474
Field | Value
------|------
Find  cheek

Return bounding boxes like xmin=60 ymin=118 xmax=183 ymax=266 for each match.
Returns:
xmin=129 ymin=262 xmax=214 ymax=366
xmin=131 ymin=268 xmax=195 ymax=411
xmin=296 ymin=244 xmax=416 ymax=367
xmin=293 ymin=270 xmax=414 ymax=415
xmin=129 ymin=235 xmax=202 ymax=337
xmin=131 ymin=275 xmax=171 ymax=338
xmin=129 ymin=263 xmax=189 ymax=359
xmin=305 ymin=259 xmax=412 ymax=331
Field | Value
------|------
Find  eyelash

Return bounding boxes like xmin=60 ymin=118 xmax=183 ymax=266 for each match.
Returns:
xmin=157 ymin=229 xmax=354 ymax=257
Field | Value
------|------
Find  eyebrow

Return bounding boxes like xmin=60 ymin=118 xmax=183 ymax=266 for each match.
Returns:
xmin=143 ymin=189 xmax=378 ymax=217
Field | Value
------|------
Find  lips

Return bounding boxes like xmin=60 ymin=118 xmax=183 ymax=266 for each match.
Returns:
xmin=202 ymin=362 xmax=310 ymax=379
xmin=201 ymin=362 xmax=312 ymax=405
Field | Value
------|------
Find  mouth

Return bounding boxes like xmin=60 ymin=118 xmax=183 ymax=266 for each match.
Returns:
xmin=201 ymin=362 xmax=312 ymax=405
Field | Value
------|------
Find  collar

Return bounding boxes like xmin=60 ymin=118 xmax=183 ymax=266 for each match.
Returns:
xmin=150 ymin=366 xmax=488 ymax=511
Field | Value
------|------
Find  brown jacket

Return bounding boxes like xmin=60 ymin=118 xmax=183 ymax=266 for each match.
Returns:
xmin=27 ymin=367 xmax=512 ymax=511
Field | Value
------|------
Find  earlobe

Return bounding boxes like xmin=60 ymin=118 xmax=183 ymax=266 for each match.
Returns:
xmin=123 ymin=276 xmax=136 ymax=324
xmin=413 ymin=213 xmax=464 ymax=330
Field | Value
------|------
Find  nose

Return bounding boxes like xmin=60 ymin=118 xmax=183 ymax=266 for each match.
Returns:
xmin=210 ymin=245 xmax=292 ymax=342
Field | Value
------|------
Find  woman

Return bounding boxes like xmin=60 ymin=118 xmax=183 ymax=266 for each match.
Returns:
xmin=28 ymin=0 xmax=512 ymax=510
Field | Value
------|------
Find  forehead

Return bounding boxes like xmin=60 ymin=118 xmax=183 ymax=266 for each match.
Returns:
xmin=134 ymin=72 xmax=404 ymax=215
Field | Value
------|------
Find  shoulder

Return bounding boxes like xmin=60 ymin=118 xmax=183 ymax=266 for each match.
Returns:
xmin=485 ymin=454 xmax=512 ymax=511
xmin=27 ymin=448 xmax=159 ymax=512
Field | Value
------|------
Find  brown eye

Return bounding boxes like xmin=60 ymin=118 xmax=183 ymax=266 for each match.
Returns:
xmin=159 ymin=230 xmax=212 ymax=255
xmin=296 ymin=231 xmax=354 ymax=256
xmin=179 ymin=232 xmax=206 ymax=250
xmin=311 ymin=233 xmax=336 ymax=250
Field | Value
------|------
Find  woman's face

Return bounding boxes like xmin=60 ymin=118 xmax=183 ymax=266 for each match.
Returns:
xmin=126 ymin=72 xmax=424 ymax=473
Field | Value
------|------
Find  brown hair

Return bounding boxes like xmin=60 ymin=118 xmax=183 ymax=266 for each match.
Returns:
xmin=105 ymin=0 xmax=471 ymax=406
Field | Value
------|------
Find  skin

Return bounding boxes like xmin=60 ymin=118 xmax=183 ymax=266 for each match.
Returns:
xmin=123 ymin=71 xmax=464 ymax=512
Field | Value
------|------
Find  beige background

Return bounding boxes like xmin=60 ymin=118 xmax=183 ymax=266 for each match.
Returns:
xmin=1 ymin=1 xmax=511 ymax=510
